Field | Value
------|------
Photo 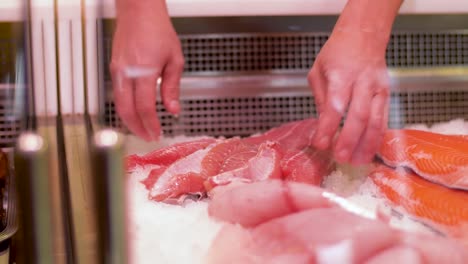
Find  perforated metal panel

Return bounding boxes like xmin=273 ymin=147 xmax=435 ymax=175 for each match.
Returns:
xmin=102 ymin=32 xmax=468 ymax=80
xmin=387 ymin=33 xmax=468 ymax=67
xmin=180 ymin=34 xmax=328 ymax=73
xmin=105 ymin=95 xmax=316 ymax=137
xmin=103 ymin=87 xmax=468 ymax=137
xmin=0 ymin=86 xmax=23 ymax=146
xmin=0 ymin=22 xmax=27 ymax=147
xmin=180 ymin=33 xmax=468 ymax=73
xmin=102 ymin=24 xmax=468 ymax=137
xmin=391 ymin=90 xmax=468 ymax=125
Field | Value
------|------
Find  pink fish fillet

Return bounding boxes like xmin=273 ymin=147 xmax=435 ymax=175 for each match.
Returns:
xmin=206 ymin=180 xmax=468 ymax=264
xmin=199 ymin=138 xmax=260 ymax=176
xmin=141 ymin=167 xmax=167 ymax=190
xmin=281 ymin=146 xmax=335 ymax=185
xmin=244 ymin=118 xmax=318 ymax=150
xmin=148 ymin=142 xmax=220 ymax=202
xmin=204 ymin=142 xmax=283 ymax=191
xmin=125 ymin=137 xmax=217 ymax=171
xmin=141 ymin=118 xmax=335 ymax=203
xmin=147 ymin=139 xmax=283 ymax=202
xmin=245 ymin=118 xmax=335 ymax=184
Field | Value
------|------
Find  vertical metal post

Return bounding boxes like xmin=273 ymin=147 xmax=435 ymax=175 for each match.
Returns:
xmin=91 ymin=129 xmax=128 ymax=264
xmin=14 ymin=132 xmax=54 ymax=264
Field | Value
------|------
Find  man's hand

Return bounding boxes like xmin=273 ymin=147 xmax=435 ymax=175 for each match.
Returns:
xmin=308 ymin=0 xmax=403 ymax=165
xmin=110 ymin=0 xmax=184 ymax=141
xmin=308 ymin=30 xmax=390 ymax=165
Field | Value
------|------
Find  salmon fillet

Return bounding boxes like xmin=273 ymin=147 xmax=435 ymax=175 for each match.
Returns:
xmin=369 ymin=164 xmax=468 ymax=240
xmin=378 ymin=129 xmax=468 ymax=190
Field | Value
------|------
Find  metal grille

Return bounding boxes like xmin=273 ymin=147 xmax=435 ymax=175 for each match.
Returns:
xmin=180 ymin=34 xmax=327 ymax=73
xmin=387 ymin=34 xmax=468 ymax=67
xmin=103 ymin=32 xmax=468 ymax=80
xmin=104 ymin=89 xmax=468 ymax=137
xmin=102 ymin=27 xmax=468 ymax=136
xmin=105 ymin=96 xmax=316 ymax=137
xmin=0 ymin=22 xmax=23 ymax=147
xmin=0 ymin=87 xmax=23 ymax=146
xmin=391 ymin=90 xmax=468 ymax=125
xmin=182 ymin=33 xmax=468 ymax=72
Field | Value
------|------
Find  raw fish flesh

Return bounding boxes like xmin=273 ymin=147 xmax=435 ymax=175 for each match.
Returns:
xmin=206 ymin=180 xmax=468 ymax=264
xmin=204 ymin=142 xmax=283 ymax=191
xmin=280 ymin=145 xmax=333 ymax=185
xmin=126 ymin=137 xmax=218 ymax=170
xmin=129 ymin=118 xmax=335 ymax=203
xmin=146 ymin=142 xmax=220 ymax=202
xmin=378 ymin=129 xmax=468 ymax=190
xmin=369 ymin=164 xmax=468 ymax=241
xmin=143 ymin=140 xmax=281 ymax=202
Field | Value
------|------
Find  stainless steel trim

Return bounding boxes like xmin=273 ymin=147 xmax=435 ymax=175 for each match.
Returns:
xmin=14 ymin=133 xmax=55 ymax=264
xmin=91 ymin=129 xmax=128 ymax=264
xmin=167 ymin=15 xmax=468 ymax=35
xmin=102 ymin=66 xmax=468 ymax=100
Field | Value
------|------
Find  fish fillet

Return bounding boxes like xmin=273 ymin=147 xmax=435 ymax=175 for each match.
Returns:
xmin=246 ymin=118 xmax=335 ymax=184
xmin=244 ymin=118 xmax=318 ymax=151
xmin=206 ymin=180 xmax=468 ymax=264
xmin=147 ymin=140 xmax=282 ymax=202
xmin=148 ymin=143 xmax=219 ymax=201
xmin=281 ymin=146 xmax=334 ymax=186
xmin=138 ymin=118 xmax=335 ymax=203
xmin=204 ymin=142 xmax=282 ymax=191
xmin=369 ymin=164 xmax=468 ymax=240
xmin=378 ymin=129 xmax=468 ymax=190
xmin=126 ymin=137 xmax=218 ymax=171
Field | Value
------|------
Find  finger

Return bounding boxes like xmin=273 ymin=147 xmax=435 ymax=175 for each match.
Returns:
xmin=112 ymin=73 xmax=151 ymax=141
xmin=160 ymin=56 xmax=184 ymax=115
xmin=307 ymin=67 xmax=326 ymax=115
xmin=350 ymin=90 xmax=389 ymax=165
xmin=333 ymin=80 xmax=373 ymax=163
xmin=134 ymin=75 xmax=162 ymax=141
xmin=312 ymin=72 xmax=353 ymax=150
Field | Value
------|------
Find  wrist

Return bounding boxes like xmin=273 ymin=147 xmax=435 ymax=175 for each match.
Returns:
xmin=334 ymin=0 xmax=403 ymax=44
xmin=330 ymin=28 xmax=389 ymax=53
xmin=326 ymin=29 xmax=390 ymax=59
xmin=116 ymin=0 xmax=169 ymax=20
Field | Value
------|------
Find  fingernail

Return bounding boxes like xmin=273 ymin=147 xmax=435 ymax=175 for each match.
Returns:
xmin=169 ymin=100 xmax=180 ymax=114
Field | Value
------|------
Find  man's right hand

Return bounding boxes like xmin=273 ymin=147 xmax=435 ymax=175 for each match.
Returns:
xmin=110 ymin=0 xmax=184 ymax=141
